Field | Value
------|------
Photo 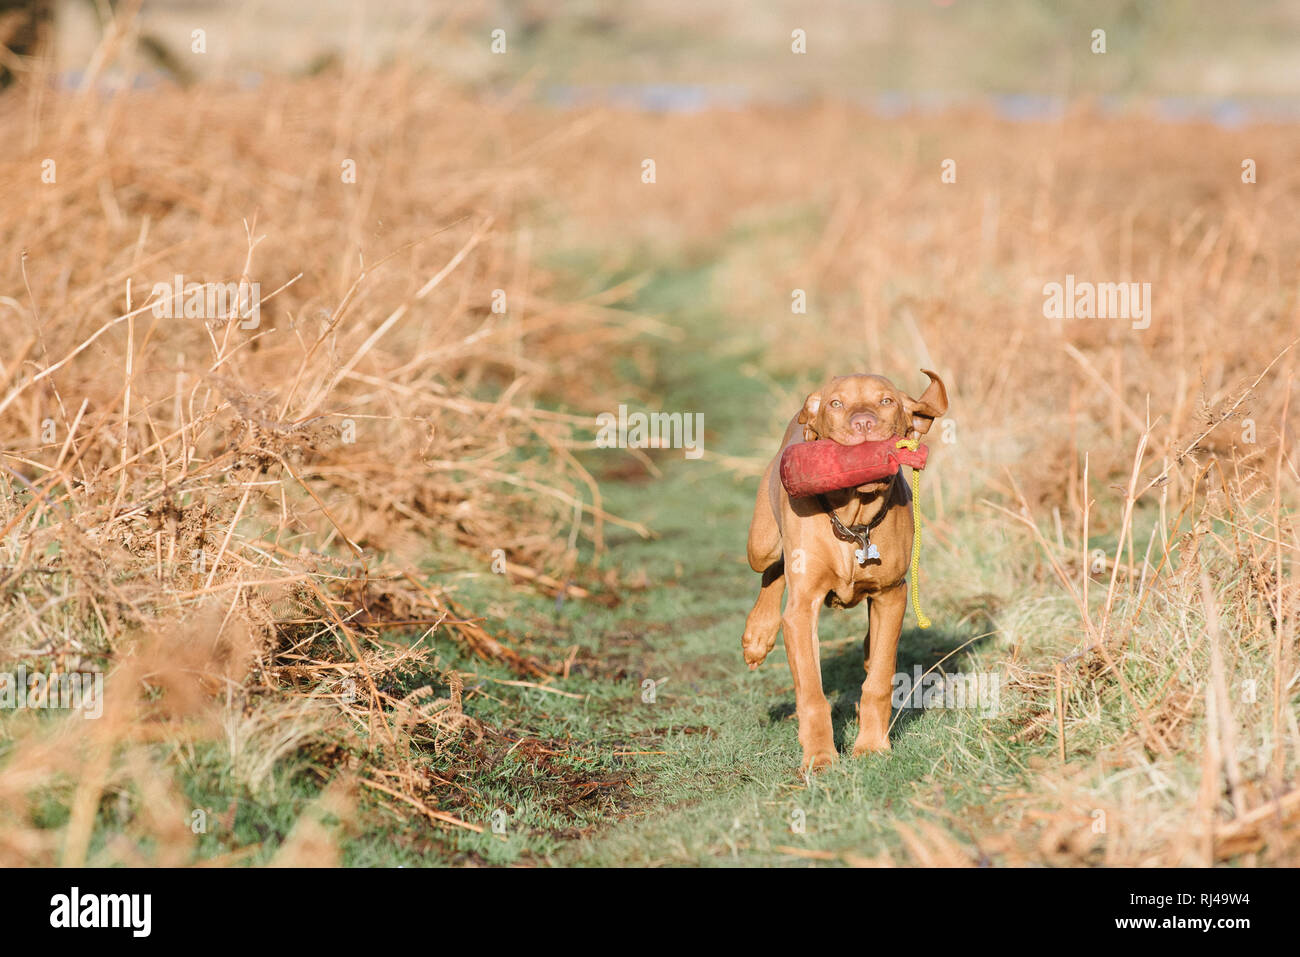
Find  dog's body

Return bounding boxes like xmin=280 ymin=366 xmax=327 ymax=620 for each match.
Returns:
xmin=742 ymin=370 xmax=948 ymax=772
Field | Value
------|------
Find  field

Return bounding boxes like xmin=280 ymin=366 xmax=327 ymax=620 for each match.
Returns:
xmin=0 ymin=4 xmax=1297 ymax=868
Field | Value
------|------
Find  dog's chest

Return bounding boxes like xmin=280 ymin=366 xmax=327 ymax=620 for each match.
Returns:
xmin=826 ymin=535 xmax=909 ymax=607
xmin=826 ymin=501 xmax=909 ymax=605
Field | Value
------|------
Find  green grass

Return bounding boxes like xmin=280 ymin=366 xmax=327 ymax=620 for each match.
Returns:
xmin=547 ymin=263 xmax=1020 ymax=865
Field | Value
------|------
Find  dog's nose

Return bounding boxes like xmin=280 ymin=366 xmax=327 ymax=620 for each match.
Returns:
xmin=849 ymin=412 xmax=877 ymax=433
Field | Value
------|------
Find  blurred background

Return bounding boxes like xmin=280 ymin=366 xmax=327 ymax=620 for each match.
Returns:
xmin=3 ymin=0 xmax=1300 ymax=109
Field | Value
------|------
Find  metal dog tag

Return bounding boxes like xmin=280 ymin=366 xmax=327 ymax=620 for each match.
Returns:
xmin=854 ymin=543 xmax=880 ymax=565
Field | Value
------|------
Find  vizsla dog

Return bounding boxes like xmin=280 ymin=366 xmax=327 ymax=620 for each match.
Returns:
xmin=742 ymin=370 xmax=948 ymax=772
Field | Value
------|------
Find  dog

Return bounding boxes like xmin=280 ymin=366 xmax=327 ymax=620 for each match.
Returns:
xmin=742 ymin=370 xmax=948 ymax=772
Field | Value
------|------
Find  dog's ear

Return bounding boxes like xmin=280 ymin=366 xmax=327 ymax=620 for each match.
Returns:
xmin=902 ymin=369 xmax=948 ymax=438
xmin=797 ymin=393 xmax=821 ymax=425
xmin=797 ymin=392 xmax=822 ymax=440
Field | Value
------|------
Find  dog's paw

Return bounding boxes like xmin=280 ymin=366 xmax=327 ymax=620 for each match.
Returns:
xmin=741 ymin=631 xmax=775 ymax=669
xmin=850 ymin=736 xmax=891 ymax=758
xmin=801 ymin=749 xmax=837 ymax=774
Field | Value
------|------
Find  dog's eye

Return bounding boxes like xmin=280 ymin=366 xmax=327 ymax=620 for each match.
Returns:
xmin=829 ymin=399 xmax=843 ymax=408
xmin=880 ymin=397 xmax=893 ymax=405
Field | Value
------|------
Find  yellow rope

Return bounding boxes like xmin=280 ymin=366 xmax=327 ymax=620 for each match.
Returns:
xmin=895 ymin=438 xmax=930 ymax=629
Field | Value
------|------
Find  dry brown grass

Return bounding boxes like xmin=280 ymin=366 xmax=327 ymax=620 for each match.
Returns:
xmin=0 ymin=71 xmax=640 ymax=864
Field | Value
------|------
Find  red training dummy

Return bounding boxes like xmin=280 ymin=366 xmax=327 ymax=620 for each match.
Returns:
xmin=779 ymin=437 xmax=928 ymax=499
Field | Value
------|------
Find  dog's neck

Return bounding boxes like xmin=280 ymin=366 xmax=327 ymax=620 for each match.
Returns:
xmin=821 ymin=474 xmax=900 ymax=528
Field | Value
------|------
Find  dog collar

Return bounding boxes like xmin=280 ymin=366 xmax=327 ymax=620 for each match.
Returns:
xmin=819 ymin=493 xmax=888 ymax=565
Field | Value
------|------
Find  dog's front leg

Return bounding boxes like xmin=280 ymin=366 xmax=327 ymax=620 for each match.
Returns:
xmin=852 ymin=581 xmax=906 ymax=756
xmin=742 ymin=559 xmax=784 ymax=669
xmin=781 ymin=584 xmax=835 ymax=772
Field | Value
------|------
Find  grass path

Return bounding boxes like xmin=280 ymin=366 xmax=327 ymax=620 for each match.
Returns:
xmin=368 ymin=255 xmax=1023 ymax=867
xmin=551 ymin=263 xmax=1008 ymax=866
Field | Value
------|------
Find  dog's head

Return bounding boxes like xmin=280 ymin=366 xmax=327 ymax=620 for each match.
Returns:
xmin=798 ymin=369 xmax=948 ymax=446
